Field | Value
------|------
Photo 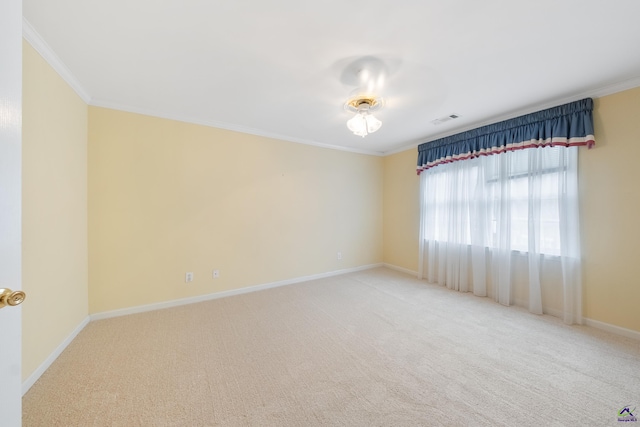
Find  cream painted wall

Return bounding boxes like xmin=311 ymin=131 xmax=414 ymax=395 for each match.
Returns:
xmin=22 ymin=41 xmax=89 ymax=380
xmin=88 ymin=107 xmax=383 ymax=314
xmin=382 ymin=87 xmax=640 ymax=333
xmin=581 ymin=88 xmax=640 ymax=332
xmin=382 ymin=149 xmax=420 ymax=273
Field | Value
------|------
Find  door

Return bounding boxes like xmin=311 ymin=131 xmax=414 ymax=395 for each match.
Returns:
xmin=0 ymin=0 xmax=23 ymax=425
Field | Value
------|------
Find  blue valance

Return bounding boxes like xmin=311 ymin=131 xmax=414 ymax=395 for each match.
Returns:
xmin=417 ymin=98 xmax=595 ymax=174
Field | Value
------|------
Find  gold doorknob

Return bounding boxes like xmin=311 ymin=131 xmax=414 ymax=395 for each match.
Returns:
xmin=0 ymin=288 xmax=26 ymax=309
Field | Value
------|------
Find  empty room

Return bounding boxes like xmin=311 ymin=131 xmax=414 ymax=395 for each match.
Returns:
xmin=2 ymin=1 xmax=640 ymax=426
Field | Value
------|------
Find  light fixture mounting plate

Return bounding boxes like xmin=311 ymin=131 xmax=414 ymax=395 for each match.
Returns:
xmin=344 ymin=96 xmax=385 ymax=113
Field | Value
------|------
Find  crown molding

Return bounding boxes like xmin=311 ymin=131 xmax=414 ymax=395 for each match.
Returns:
xmin=90 ymin=99 xmax=386 ymax=157
xmin=22 ymin=18 xmax=92 ymax=104
xmin=22 ymin=15 xmax=640 ymax=158
xmin=20 ymin=19 xmax=382 ymax=157
xmin=383 ymin=75 xmax=640 ymax=157
xmin=587 ymin=74 xmax=640 ymax=98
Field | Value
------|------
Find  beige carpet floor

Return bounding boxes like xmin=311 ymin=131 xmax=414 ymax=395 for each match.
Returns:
xmin=23 ymin=267 xmax=640 ymax=426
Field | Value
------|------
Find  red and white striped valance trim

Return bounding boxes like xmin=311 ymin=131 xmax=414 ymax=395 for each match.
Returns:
xmin=416 ymin=135 xmax=595 ymax=174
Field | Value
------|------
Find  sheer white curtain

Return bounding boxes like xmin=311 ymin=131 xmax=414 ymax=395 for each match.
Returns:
xmin=418 ymin=146 xmax=582 ymax=324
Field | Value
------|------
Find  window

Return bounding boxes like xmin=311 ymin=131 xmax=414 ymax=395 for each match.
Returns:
xmin=422 ymin=146 xmax=567 ymax=256
xmin=417 ymin=98 xmax=591 ymax=324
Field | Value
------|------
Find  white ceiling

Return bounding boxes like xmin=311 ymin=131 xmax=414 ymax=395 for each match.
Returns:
xmin=23 ymin=0 xmax=640 ymax=155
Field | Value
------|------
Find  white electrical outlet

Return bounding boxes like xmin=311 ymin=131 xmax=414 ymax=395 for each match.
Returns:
xmin=213 ymin=269 xmax=220 ymax=279
xmin=185 ymin=272 xmax=194 ymax=283
xmin=337 ymin=252 xmax=342 ymax=260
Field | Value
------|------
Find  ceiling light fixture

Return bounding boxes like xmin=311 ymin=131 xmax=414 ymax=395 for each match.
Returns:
xmin=344 ymin=96 xmax=384 ymax=138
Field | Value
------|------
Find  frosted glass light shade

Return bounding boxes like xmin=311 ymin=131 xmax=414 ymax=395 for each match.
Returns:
xmin=347 ymin=113 xmax=368 ymax=137
xmin=347 ymin=112 xmax=381 ymax=137
xmin=365 ymin=114 xmax=381 ymax=133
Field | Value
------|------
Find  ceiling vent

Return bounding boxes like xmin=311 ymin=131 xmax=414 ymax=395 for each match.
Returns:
xmin=430 ymin=113 xmax=460 ymax=126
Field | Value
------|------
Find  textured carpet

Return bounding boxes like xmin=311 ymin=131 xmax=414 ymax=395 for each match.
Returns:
xmin=23 ymin=268 xmax=640 ymax=426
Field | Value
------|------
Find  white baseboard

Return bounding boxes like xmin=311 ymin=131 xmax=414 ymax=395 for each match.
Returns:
xmin=542 ymin=307 xmax=564 ymax=319
xmin=584 ymin=317 xmax=640 ymax=341
xmin=382 ymin=263 xmax=419 ymax=277
xmin=512 ymin=298 xmax=564 ymax=319
xmin=91 ymin=263 xmax=384 ymax=321
xmin=22 ymin=315 xmax=90 ymax=396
